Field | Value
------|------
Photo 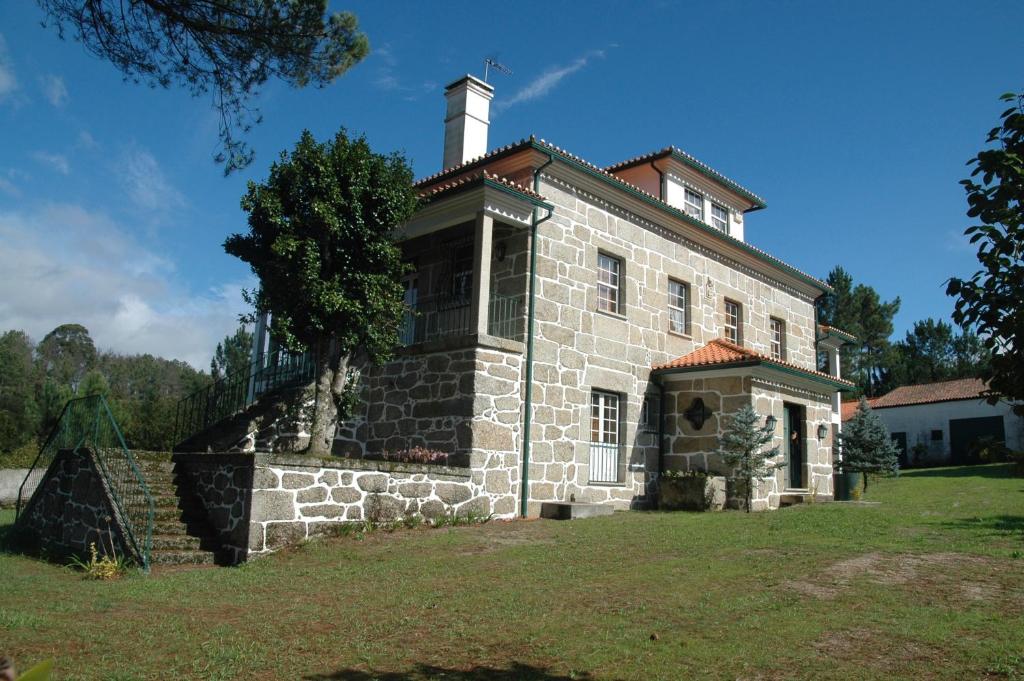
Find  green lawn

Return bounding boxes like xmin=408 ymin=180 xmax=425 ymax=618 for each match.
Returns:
xmin=1 ymin=465 xmax=1023 ymax=681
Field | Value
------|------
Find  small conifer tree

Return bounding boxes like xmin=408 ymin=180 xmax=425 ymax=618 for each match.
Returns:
xmin=837 ymin=397 xmax=900 ymax=491
xmin=718 ymin=405 xmax=784 ymax=512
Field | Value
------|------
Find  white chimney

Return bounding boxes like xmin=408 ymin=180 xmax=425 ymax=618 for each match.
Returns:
xmin=442 ymin=74 xmax=494 ymax=170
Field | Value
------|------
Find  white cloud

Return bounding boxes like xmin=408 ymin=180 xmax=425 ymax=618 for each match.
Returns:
xmin=496 ymin=50 xmax=607 ymax=111
xmin=370 ymin=44 xmax=435 ymax=100
xmin=117 ymin=144 xmax=185 ymax=215
xmin=0 ymin=34 xmax=16 ymax=101
xmin=40 ymin=74 xmax=67 ymax=107
xmin=0 ymin=203 xmax=253 ymax=369
xmin=77 ymin=130 xmax=99 ymax=150
xmin=32 ymin=151 xmax=70 ymax=175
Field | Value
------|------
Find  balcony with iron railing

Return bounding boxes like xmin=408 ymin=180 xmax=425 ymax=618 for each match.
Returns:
xmin=400 ymin=291 xmax=526 ymax=346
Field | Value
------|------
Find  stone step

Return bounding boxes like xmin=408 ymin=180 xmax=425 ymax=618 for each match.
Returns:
xmin=540 ymin=502 xmax=615 ymax=520
xmin=150 ymin=548 xmax=216 ymax=566
xmin=151 ymin=533 xmax=208 ymax=551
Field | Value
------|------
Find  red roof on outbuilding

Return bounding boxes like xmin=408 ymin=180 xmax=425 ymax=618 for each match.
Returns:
xmin=870 ymin=378 xmax=988 ymax=409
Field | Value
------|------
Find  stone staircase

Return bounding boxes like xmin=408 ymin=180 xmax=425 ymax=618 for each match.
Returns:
xmin=133 ymin=456 xmax=224 ymax=566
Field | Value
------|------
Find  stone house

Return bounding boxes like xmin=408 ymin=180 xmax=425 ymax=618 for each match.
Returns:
xmin=247 ymin=73 xmax=855 ymax=518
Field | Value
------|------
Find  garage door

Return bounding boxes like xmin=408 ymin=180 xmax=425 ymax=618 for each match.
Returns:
xmin=949 ymin=416 xmax=1006 ymax=465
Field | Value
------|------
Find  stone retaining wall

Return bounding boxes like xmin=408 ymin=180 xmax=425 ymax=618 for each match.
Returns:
xmin=172 ymin=452 xmax=505 ymax=562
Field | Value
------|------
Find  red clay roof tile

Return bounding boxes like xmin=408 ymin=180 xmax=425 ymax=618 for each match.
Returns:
xmin=652 ymin=338 xmax=853 ymax=387
xmin=870 ymin=378 xmax=989 ymax=409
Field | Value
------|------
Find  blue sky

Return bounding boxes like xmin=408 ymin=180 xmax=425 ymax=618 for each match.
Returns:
xmin=0 ymin=1 xmax=1020 ymax=368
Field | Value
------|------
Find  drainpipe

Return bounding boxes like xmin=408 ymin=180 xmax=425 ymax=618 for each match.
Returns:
xmin=657 ymin=379 xmax=666 ymax=505
xmin=649 ymin=160 xmax=666 ymax=201
xmin=520 ymin=154 xmax=555 ymax=518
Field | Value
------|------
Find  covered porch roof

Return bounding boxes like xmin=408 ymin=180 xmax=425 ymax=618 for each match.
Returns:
xmin=403 ymin=170 xmax=551 ymax=241
xmin=651 ymin=338 xmax=855 ymax=392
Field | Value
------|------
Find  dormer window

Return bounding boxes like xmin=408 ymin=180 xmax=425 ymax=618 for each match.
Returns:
xmin=684 ymin=188 xmax=703 ymax=220
xmin=711 ymin=203 xmax=729 ymax=233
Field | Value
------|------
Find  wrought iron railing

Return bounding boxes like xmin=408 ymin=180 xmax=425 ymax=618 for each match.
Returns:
xmin=16 ymin=395 xmax=155 ymax=570
xmin=174 ymin=348 xmax=317 ymax=447
xmin=400 ymin=292 xmax=525 ymax=345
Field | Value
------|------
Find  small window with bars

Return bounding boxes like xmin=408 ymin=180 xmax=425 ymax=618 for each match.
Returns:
xmin=597 ymin=252 xmax=622 ymax=315
xmin=770 ymin=317 xmax=785 ymax=360
xmin=684 ymin=188 xmax=704 ymax=220
xmin=668 ymin=279 xmax=690 ymax=335
xmin=711 ymin=203 xmax=729 ymax=232
xmin=724 ymin=299 xmax=741 ymax=344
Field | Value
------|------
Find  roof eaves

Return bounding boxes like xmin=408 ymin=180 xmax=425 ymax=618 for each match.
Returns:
xmin=605 ymin=146 xmax=767 ymax=210
xmin=529 ymin=139 xmax=829 ymax=294
xmin=418 ymin=170 xmax=551 ymax=209
xmin=651 ymin=357 xmax=853 ymax=391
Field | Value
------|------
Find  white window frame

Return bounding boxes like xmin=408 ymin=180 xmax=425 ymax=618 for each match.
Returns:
xmin=724 ymin=299 xmax=741 ymax=345
xmin=711 ymin=203 xmax=729 ymax=232
xmin=684 ymin=188 xmax=704 ymax=220
xmin=597 ymin=252 xmax=622 ymax=315
xmin=590 ymin=390 xmax=621 ymax=483
xmin=770 ymin=317 xmax=785 ymax=361
xmin=668 ymin=279 xmax=690 ymax=335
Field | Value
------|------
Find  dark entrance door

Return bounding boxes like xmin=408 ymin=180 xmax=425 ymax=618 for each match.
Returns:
xmin=949 ymin=416 xmax=1005 ymax=465
xmin=783 ymin=403 xmax=804 ymax=489
xmin=891 ymin=432 xmax=908 ymax=467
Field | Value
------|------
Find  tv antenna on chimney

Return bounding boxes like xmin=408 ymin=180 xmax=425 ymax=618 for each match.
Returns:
xmin=483 ymin=57 xmax=512 ymax=83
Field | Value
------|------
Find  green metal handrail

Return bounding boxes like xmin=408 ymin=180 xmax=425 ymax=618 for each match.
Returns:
xmin=16 ymin=395 xmax=155 ymax=570
xmin=174 ymin=348 xmax=317 ymax=447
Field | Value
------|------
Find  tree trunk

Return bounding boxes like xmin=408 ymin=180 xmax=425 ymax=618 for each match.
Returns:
xmin=306 ymin=341 xmax=350 ymax=457
xmin=746 ymin=476 xmax=752 ymax=514
xmin=862 ymin=473 xmax=869 ymax=492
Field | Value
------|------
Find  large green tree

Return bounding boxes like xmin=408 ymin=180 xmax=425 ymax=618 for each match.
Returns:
xmin=818 ymin=267 xmax=901 ymax=397
xmin=947 ymin=92 xmax=1024 ymax=415
xmin=35 ymin=323 xmax=97 ymax=393
xmin=210 ymin=326 xmax=254 ymax=380
xmin=879 ymin=318 xmax=991 ymax=390
xmin=0 ymin=331 xmax=40 ymax=452
xmin=37 ymin=0 xmax=369 ymax=172
xmin=225 ymin=128 xmax=420 ymax=455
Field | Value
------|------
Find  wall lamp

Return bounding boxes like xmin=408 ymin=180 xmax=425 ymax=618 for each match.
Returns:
xmin=817 ymin=423 xmax=829 ymax=439
xmin=764 ymin=415 xmax=777 ymax=432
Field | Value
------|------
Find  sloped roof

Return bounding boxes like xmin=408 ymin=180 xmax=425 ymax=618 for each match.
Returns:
xmin=652 ymin=338 xmax=854 ymax=389
xmin=870 ymin=378 xmax=989 ymax=409
xmin=418 ymin=170 xmax=550 ymax=207
xmin=415 ymin=137 xmax=830 ymax=294
xmin=819 ymin=324 xmax=857 ymax=342
xmin=605 ymin=146 xmax=766 ymax=209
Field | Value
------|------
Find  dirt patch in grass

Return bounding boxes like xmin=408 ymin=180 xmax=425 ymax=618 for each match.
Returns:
xmin=812 ymin=627 xmax=949 ymax=674
xmin=785 ymin=552 xmax=1020 ymax=608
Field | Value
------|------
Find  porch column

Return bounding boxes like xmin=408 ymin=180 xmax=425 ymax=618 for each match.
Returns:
xmin=828 ymin=347 xmax=841 ymax=416
xmin=470 ymin=211 xmax=493 ymax=336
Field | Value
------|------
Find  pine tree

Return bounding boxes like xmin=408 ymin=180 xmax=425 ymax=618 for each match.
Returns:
xmin=837 ymin=398 xmax=900 ymax=491
xmin=718 ymin=405 xmax=784 ymax=513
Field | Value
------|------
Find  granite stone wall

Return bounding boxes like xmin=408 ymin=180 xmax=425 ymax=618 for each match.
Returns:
xmin=171 ymin=452 xmax=514 ymax=562
xmin=172 ymin=453 xmax=255 ymax=564
xmin=248 ymin=455 xmax=487 ymax=557
xmin=502 ymin=171 xmax=827 ymax=513
xmin=18 ymin=448 xmax=135 ymax=560
xmin=662 ymin=375 xmax=833 ymax=510
xmin=334 ymin=345 xmax=478 ymax=462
